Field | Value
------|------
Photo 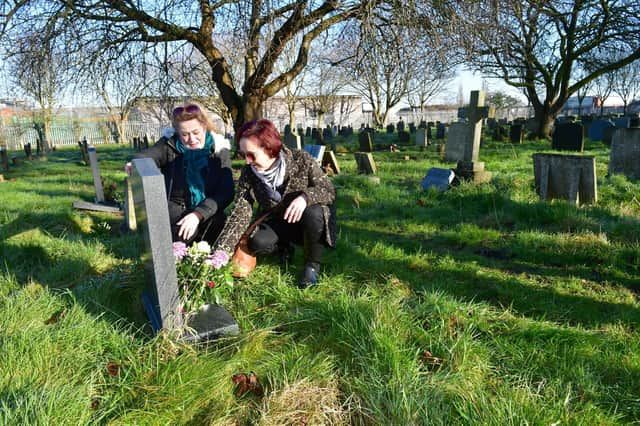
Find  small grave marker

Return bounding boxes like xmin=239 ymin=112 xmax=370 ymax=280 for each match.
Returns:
xmin=609 ymin=128 xmax=640 ymax=180
xmin=415 ymin=128 xmax=428 ymax=147
xmin=284 ymin=132 xmax=302 ymax=150
xmin=358 ymin=131 xmax=373 ymax=152
xmin=398 ymin=130 xmax=410 ymax=144
xmin=509 ymin=124 xmax=524 ymax=144
xmin=72 ymin=146 xmax=121 ymax=214
xmin=0 ymin=146 xmax=8 ymax=172
xmin=588 ymin=119 xmax=614 ymax=142
xmin=322 ymin=150 xmax=341 ymax=175
xmin=354 ymin=152 xmax=377 ymax=174
xmin=303 ymin=144 xmax=326 ymax=163
xmin=552 ymin=123 xmax=584 ymax=151
xmin=420 ymin=168 xmax=454 ymax=192
xmin=533 ymin=153 xmax=597 ymax=205
xmin=24 ymin=143 xmax=33 ymax=160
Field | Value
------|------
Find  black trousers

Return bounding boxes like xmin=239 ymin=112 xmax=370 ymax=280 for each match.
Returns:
xmin=168 ymin=200 xmax=226 ymax=245
xmin=249 ymin=204 xmax=326 ymax=266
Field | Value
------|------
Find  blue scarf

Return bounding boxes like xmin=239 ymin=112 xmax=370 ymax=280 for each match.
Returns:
xmin=175 ymin=131 xmax=214 ymax=208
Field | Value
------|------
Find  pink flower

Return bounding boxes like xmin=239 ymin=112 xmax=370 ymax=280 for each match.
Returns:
xmin=172 ymin=241 xmax=188 ymax=260
xmin=207 ymin=281 xmax=216 ymax=288
xmin=206 ymin=250 xmax=229 ymax=269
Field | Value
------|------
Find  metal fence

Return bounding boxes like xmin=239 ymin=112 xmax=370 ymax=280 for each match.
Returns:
xmin=0 ymin=122 xmax=166 ymax=150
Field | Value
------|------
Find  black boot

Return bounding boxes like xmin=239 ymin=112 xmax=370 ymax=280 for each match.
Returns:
xmin=298 ymin=262 xmax=319 ymax=289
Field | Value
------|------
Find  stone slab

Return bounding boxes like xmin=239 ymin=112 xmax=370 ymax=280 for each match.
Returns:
xmin=609 ymin=128 xmax=640 ymax=180
xmin=303 ymin=144 xmax=326 ymax=163
xmin=552 ymin=123 xmax=584 ymax=152
xmin=532 ymin=153 xmax=597 ymax=205
xmin=420 ymin=168 xmax=454 ymax=191
xmin=445 ymin=122 xmax=472 ymax=162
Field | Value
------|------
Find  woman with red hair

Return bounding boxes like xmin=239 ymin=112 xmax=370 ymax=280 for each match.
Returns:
xmin=215 ymin=119 xmax=336 ymax=288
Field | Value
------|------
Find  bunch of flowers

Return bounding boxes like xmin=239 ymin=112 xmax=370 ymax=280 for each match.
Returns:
xmin=172 ymin=241 xmax=234 ymax=313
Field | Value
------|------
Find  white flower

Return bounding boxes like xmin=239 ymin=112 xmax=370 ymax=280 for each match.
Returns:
xmin=195 ymin=241 xmax=211 ymax=254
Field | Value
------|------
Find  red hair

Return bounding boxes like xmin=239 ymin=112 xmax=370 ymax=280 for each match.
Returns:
xmin=237 ymin=119 xmax=282 ymax=158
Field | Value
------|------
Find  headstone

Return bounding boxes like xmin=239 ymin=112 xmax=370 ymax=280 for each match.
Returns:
xmin=297 ymin=127 xmax=304 ymax=137
xmin=492 ymin=125 xmax=507 ymax=142
xmin=386 ymin=123 xmax=395 ymax=133
xmin=398 ymin=130 xmax=410 ymax=144
xmin=415 ymin=128 xmax=428 ymax=147
xmin=588 ymin=119 xmax=614 ymax=142
xmin=420 ymin=168 xmax=454 ymax=192
xmin=452 ymin=90 xmax=494 ymax=183
xmin=397 ymin=120 xmax=405 ymax=132
xmin=72 ymin=146 xmax=121 ymax=214
xmin=525 ymin=118 xmax=539 ymax=134
xmin=24 ymin=143 xmax=33 ymax=160
xmin=609 ymin=128 xmax=640 ymax=180
xmin=602 ymin=126 xmax=616 ymax=147
xmin=123 ymin=177 xmax=137 ymax=232
xmin=445 ymin=122 xmax=471 ymax=162
xmin=552 ymin=123 xmax=584 ymax=151
xmin=358 ymin=131 xmax=373 ymax=152
xmin=331 ymin=125 xmax=338 ymax=138
xmin=78 ymin=141 xmax=89 ymax=165
xmin=284 ymin=132 xmax=302 ymax=150
xmin=0 ymin=147 xmax=8 ymax=172
xmin=409 ymin=123 xmax=416 ymax=133
xmin=303 ymin=144 xmax=326 ymax=163
xmin=322 ymin=150 xmax=340 ymax=175
xmin=614 ymin=117 xmax=631 ymax=129
xmin=436 ymin=122 xmax=446 ymax=140
xmin=532 ymin=153 xmax=597 ymax=205
xmin=354 ymin=152 xmax=377 ymax=174
xmin=284 ymin=124 xmax=291 ymax=135
xmin=418 ymin=120 xmax=427 ymax=129
xmin=131 ymin=157 xmax=239 ymax=341
xmin=143 ymin=135 xmax=150 ymax=149
xmin=305 ymin=127 xmax=311 ymax=137
xmin=322 ymin=127 xmax=333 ymax=141
xmin=509 ymin=124 xmax=524 ymax=144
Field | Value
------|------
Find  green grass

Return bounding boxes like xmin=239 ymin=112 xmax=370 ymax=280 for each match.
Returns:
xmin=1 ymin=135 xmax=639 ymax=424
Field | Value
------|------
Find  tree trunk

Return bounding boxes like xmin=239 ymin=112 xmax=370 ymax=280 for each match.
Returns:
xmin=533 ymin=108 xmax=556 ymax=139
xmin=289 ymin=108 xmax=296 ymax=132
xmin=116 ymin=121 xmax=127 ymax=145
xmin=43 ymin=119 xmax=53 ymax=152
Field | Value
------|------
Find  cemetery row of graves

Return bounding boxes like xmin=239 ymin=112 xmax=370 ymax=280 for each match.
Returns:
xmin=1 ymin=96 xmax=640 ymax=423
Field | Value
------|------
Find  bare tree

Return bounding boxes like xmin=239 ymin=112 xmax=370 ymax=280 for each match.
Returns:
xmin=454 ymin=0 xmax=640 ymax=138
xmin=301 ymin=53 xmax=349 ymax=128
xmin=592 ymin=72 xmax=615 ymax=117
xmin=612 ymin=60 xmax=640 ymax=115
xmin=1 ymin=0 xmax=392 ymax=132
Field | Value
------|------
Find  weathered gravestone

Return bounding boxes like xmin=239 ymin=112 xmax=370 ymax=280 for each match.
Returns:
xmin=398 ymin=130 xmax=410 ymax=144
xmin=552 ymin=123 xmax=584 ymax=151
xmin=409 ymin=123 xmax=416 ymax=133
xmin=415 ymin=128 xmax=428 ymax=148
xmin=24 ymin=143 xmax=33 ymax=160
xmin=305 ymin=127 xmax=311 ymax=137
xmin=420 ymin=168 xmax=454 ymax=192
xmin=131 ymin=157 xmax=240 ymax=341
xmin=588 ymin=119 xmax=614 ymax=142
xmin=354 ymin=152 xmax=377 ymax=174
xmin=609 ymin=128 xmax=640 ymax=180
xmin=358 ymin=131 xmax=373 ymax=152
xmin=602 ymin=126 xmax=617 ymax=147
xmin=451 ymin=90 xmax=494 ymax=183
xmin=284 ymin=124 xmax=291 ymax=135
xmin=509 ymin=124 xmax=524 ymax=144
xmin=614 ymin=117 xmax=631 ymax=129
xmin=445 ymin=122 xmax=470 ymax=162
xmin=322 ymin=127 xmax=333 ymax=141
xmin=78 ymin=140 xmax=89 ymax=165
xmin=436 ymin=122 xmax=446 ymax=140
xmin=532 ymin=153 xmax=597 ymax=205
xmin=72 ymin=146 xmax=122 ymax=214
xmin=386 ymin=123 xmax=395 ymax=134
xmin=322 ymin=150 xmax=341 ymax=175
xmin=0 ymin=146 xmax=8 ymax=172
xmin=303 ymin=144 xmax=326 ymax=163
xmin=397 ymin=120 xmax=405 ymax=132
xmin=284 ymin=132 xmax=302 ymax=150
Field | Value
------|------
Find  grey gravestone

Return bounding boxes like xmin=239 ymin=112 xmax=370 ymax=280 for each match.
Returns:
xmin=386 ymin=123 xmax=395 ymax=133
xmin=72 ymin=146 xmax=121 ymax=214
xmin=552 ymin=123 xmax=584 ymax=151
xmin=509 ymin=124 xmax=524 ymax=144
xmin=588 ymin=119 xmax=614 ymax=142
xmin=322 ymin=127 xmax=333 ymax=141
xmin=284 ymin=132 xmax=302 ymax=150
xmin=602 ymin=126 xmax=616 ymax=147
xmin=358 ymin=131 xmax=373 ymax=152
xmin=143 ymin=135 xmax=150 ymax=149
xmin=492 ymin=125 xmax=507 ymax=142
xmin=409 ymin=123 xmax=416 ymax=133
xmin=452 ymin=91 xmax=494 ymax=183
xmin=418 ymin=121 xmax=427 ymax=129
xmin=614 ymin=117 xmax=631 ymax=129
xmin=322 ymin=150 xmax=341 ymax=175
xmin=525 ymin=118 xmax=538 ymax=133
xmin=398 ymin=130 xmax=410 ymax=144
xmin=131 ymin=158 xmax=239 ymax=341
xmin=420 ymin=168 xmax=454 ymax=192
xmin=436 ymin=123 xmax=446 ymax=140
xmin=284 ymin=124 xmax=291 ymax=135
xmin=331 ymin=126 xmax=338 ymax=138
xmin=78 ymin=141 xmax=89 ymax=165
xmin=305 ymin=127 xmax=311 ymax=137
xmin=445 ymin=122 xmax=471 ymax=162
xmin=354 ymin=152 xmax=377 ymax=174
xmin=415 ymin=128 xmax=428 ymax=147
xmin=397 ymin=120 xmax=405 ymax=132
xmin=609 ymin=128 xmax=640 ymax=180
xmin=532 ymin=153 xmax=597 ymax=205
xmin=303 ymin=144 xmax=326 ymax=163
xmin=1 ymin=147 xmax=8 ymax=172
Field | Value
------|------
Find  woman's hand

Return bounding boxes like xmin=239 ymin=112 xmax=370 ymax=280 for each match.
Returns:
xmin=284 ymin=195 xmax=307 ymax=223
xmin=177 ymin=213 xmax=201 ymax=240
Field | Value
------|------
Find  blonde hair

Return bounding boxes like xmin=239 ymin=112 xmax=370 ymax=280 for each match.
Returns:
xmin=171 ymin=101 xmax=219 ymax=133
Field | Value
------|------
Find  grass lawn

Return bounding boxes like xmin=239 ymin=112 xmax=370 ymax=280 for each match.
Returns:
xmin=1 ymin=133 xmax=639 ymax=425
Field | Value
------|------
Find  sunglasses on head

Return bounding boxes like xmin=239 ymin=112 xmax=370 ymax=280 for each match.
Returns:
xmin=172 ymin=104 xmax=201 ymax=118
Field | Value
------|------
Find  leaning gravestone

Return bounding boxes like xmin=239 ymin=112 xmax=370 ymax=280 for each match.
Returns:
xmin=415 ymin=128 xmax=428 ymax=148
xmin=588 ymin=119 xmax=614 ymax=142
xmin=354 ymin=152 xmax=377 ymax=174
xmin=532 ymin=153 xmax=597 ymax=205
xmin=358 ymin=131 xmax=373 ymax=152
xmin=72 ymin=146 xmax=122 ymax=214
xmin=131 ymin=158 xmax=239 ymax=341
xmin=552 ymin=123 xmax=584 ymax=152
xmin=284 ymin=132 xmax=302 ymax=150
xmin=509 ymin=124 xmax=524 ymax=144
xmin=322 ymin=150 xmax=341 ymax=175
xmin=451 ymin=90 xmax=495 ymax=183
xmin=609 ymin=128 xmax=640 ymax=180
xmin=303 ymin=144 xmax=326 ymax=163
xmin=1 ymin=146 xmax=8 ymax=172
xmin=420 ymin=168 xmax=454 ymax=192
xmin=78 ymin=140 xmax=89 ymax=165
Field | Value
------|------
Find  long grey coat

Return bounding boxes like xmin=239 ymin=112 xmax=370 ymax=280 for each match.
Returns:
xmin=215 ymin=146 xmax=336 ymax=255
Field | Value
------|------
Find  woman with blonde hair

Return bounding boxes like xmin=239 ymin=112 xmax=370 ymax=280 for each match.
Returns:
xmin=130 ymin=101 xmax=234 ymax=244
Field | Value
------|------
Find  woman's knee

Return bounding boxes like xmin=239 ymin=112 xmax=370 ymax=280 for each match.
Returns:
xmin=301 ymin=204 xmax=324 ymax=234
xmin=249 ymin=225 xmax=279 ymax=254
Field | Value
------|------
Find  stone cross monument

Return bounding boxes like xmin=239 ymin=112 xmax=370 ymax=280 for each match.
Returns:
xmin=454 ymin=90 xmax=494 ymax=183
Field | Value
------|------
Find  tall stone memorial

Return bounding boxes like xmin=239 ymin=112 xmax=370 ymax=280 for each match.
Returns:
xmin=131 ymin=158 xmax=239 ymax=341
xmin=451 ymin=90 xmax=495 ymax=183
